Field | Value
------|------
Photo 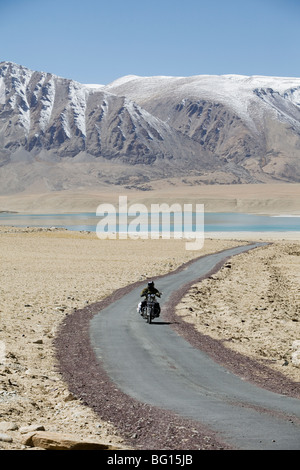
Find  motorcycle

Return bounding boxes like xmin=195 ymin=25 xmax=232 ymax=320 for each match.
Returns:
xmin=141 ymin=293 xmax=161 ymax=324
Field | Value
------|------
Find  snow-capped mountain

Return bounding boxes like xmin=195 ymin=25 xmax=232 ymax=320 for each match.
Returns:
xmin=0 ymin=62 xmax=201 ymax=161
xmin=104 ymin=74 xmax=300 ymax=182
xmin=0 ymin=61 xmax=300 ymax=193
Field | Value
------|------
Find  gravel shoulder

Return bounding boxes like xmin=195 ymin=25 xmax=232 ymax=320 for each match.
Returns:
xmin=0 ymin=227 xmax=299 ymax=449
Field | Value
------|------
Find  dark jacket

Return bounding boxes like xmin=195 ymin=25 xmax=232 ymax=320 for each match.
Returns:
xmin=141 ymin=286 xmax=161 ymax=298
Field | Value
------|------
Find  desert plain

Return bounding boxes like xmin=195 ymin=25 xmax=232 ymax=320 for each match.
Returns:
xmin=0 ymin=182 xmax=299 ymax=450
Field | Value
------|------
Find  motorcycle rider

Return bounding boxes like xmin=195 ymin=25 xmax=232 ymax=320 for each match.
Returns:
xmin=138 ymin=281 xmax=161 ymax=317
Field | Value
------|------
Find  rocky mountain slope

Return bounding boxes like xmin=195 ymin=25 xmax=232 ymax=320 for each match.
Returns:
xmin=104 ymin=74 xmax=300 ymax=183
xmin=0 ymin=62 xmax=300 ymax=194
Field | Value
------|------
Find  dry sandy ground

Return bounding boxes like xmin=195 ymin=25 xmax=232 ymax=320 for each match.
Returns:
xmin=0 ymin=225 xmax=299 ymax=448
xmin=176 ymin=239 xmax=300 ymax=383
xmin=0 ymin=227 xmax=245 ymax=450
xmin=0 ymin=182 xmax=300 ymax=214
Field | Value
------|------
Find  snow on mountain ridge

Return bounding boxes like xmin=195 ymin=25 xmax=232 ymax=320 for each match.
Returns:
xmin=83 ymin=84 xmax=105 ymax=90
xmin=2 ymin=62 xmax=299 ymax=138
xmin=39 ymin=76 xmax=56 ymax=132
xmin=8 ymin=63 xmax=33 ymax=134
xmin=68 ymin=81 xmax=88 ymax=137
xmin=0 ymin=61 xmax=205 ymax=168
xmin=1 ymin=62 xmax=300 ymax=188
xmin=103 ymin=73 xmax=300 ymax=134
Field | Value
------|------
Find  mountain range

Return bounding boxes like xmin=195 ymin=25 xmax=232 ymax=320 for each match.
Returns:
xmin=1 ymin=61 xmax=300 ymax=194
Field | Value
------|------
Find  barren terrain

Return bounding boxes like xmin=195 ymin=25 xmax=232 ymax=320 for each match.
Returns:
xmin=0 ymin=183 xmax=300 ymax=215
xmin=0 ymin=227 xmax=242 ymax=449
xmin=0 ymin=183 xmax=299 ymax=449
xmin=176 ymin=240 xmax=300 ymax=383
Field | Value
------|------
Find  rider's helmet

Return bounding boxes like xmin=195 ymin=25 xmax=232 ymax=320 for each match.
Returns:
xmin=148 ymin=281 xmax=154 ymax=287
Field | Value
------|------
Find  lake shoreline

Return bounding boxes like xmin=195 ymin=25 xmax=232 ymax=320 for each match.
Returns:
xmin=0 ymin=211 xmax=300 ymax=238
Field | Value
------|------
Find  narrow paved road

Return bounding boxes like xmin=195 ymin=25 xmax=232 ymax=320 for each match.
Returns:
xmin=90 ymin=243 xmax=300 ymax=450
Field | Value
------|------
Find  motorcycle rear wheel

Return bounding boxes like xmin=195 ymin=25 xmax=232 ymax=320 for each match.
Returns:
xmin=147 ymin=307 xmax=152 ymax=324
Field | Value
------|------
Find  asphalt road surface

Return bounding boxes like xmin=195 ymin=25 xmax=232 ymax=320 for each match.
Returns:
xmin=90 ymin=243 xmax=300 ymax=450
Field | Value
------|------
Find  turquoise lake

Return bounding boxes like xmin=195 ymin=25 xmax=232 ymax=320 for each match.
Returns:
xmin=0 ymin=212 xmax=299 ymax=233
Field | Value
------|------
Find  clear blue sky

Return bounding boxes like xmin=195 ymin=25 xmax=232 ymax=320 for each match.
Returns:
xmin=0 ymin=0 xmax=299 ymax=84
